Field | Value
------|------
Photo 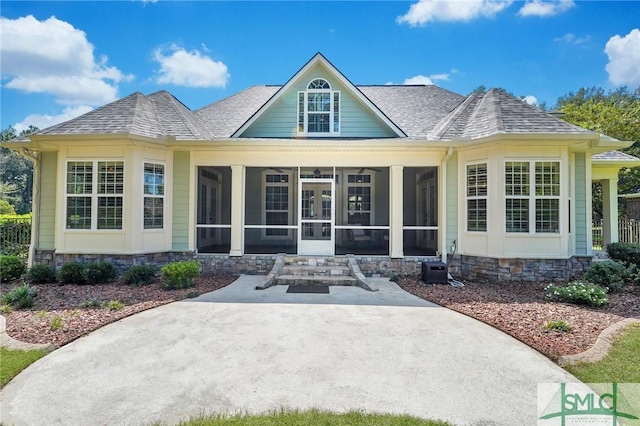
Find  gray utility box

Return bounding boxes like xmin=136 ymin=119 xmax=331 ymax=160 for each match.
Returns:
xmin=421 ymin=261 xmax=448 ymax=284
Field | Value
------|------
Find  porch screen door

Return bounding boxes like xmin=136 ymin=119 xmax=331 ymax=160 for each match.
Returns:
xmin=298 ymin=178 xmax=334 ymax=255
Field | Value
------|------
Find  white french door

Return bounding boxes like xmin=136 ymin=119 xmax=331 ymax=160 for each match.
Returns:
xmin=298 ymin=178 xmax=334 ymax=255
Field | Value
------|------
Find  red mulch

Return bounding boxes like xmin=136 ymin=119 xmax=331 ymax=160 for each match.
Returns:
xmin=399 ymin=277 xmax=640 ymax=360
xmin=1 ymin=275 xmax=237 ymax=347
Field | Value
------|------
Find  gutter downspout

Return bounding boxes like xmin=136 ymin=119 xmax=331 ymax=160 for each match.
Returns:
xmin=18 ymin=148 xmax=40 ymax=267
xmin=440 ymin=146 xmax=454 ymax=264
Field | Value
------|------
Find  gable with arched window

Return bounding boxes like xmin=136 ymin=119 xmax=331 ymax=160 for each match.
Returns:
xmin=297 ymin=78 xmax=340 ymax=136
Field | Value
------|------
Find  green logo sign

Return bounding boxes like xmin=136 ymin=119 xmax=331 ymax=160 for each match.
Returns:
xmin=539 ymin=383 xmax=639 ymax=425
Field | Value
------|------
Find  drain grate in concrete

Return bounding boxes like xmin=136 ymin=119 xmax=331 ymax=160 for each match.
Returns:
xmin=286 ymin=285 xmax=330 ymax=294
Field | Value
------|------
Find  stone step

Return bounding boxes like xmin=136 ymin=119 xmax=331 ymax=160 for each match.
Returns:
xmin=283 ymin=256 xmax=349 ymax=267
xmin=281 ymin=265 xmax=351 ymax=276
xmin=274 ymin=275 xmax=358 ymax=286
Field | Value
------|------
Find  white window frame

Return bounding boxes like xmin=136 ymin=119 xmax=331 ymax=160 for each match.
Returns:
xmin=297 ymin=78 xmax=341 ymax=136
xmin=466 ymin=162 xmax=488 ymax=232
xmin=65 ymin=160 xmax=125 ymax=231
xmin=504 ymin=160 xmax=561 ymax=234
xmin=261 ymin=171 xmax=293 ymax=239
xmin=343 ymin=171 xmax=375 ymax=227
xmin=143 ymin=162 xmax=165 ymax=230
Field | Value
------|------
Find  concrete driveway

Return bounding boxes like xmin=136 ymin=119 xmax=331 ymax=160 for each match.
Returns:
xmin=1 ymin=276 xmax=579 ymax=426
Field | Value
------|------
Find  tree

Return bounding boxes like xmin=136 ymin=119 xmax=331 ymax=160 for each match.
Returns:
xmin=1 ymin=126 xmax=38 ymax=214
xmin=556 ymin=86 xmax=640 ymax=218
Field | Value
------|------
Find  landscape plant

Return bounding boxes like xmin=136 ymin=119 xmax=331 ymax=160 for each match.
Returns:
xmin=582 ymin=260 xmax=628 ymax=293
xmin=58 ymin=262 xmax=87 ymax=284
xmin=0 ymin=254 xmax=26 ymax=281
xmin=545 ymin=281 xmax=609 ymax=307
xmin=83 ymin=261 xmax=117 ymax=284
xmin=1 ymin=283 xmax=36 ymax=309
xmin=26 ymin=264 xmax=57 ymax=284
xmin=542 ymin=319 xmax=573 ymax=333
xmin=161 ymin=260 xmax=200 ymax=290
xmin=123 ymin=264 xmax=156 ymax=286
xmin=606 ymin=242 xmax=640 ymax=267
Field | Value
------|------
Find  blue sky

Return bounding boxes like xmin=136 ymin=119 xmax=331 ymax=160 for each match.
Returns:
xmin=1 ymin=1 xmax=639 ymax=132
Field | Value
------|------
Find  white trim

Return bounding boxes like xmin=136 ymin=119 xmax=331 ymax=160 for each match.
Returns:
xmin=296 ymin=83 xmax=341 ymax=137
xmin=64 ymin=159 xmax=125 ymax=231
xmin=143 ymin=161 xmax=165 ymax=230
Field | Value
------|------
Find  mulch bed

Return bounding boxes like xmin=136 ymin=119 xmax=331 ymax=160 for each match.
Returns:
xmin=399 ymin=277 xmax=640 ymax=360
xmin=1 ymin=275 xmax=237 ymax=347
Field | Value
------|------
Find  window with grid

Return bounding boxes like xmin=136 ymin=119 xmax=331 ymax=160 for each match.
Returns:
xmin=347 ymin=174 xmax=372 ymax=226
xmin=144 ymin=163 xmax=164 ymax=229
xmin=66 ymin=161 xmax=124 ymax=230
xmin=264 ymin=174 xmax=290 ymax=236
xmin=505 ymin=161 xmax=560 ymax=234
xmin=297 ymin=78 xmax=340 ymax=136
xmin=466 ymin=163 xmax=487 ymax=232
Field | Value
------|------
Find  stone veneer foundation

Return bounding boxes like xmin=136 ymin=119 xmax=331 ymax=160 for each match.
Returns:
xmin=33 ymin=250 xmax=591 ymax=282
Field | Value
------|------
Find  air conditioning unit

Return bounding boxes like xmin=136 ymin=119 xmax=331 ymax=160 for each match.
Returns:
xmin=421 ymin=261 xmax=448 ymax=284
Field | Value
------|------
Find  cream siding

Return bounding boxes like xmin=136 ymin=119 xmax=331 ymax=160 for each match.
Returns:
xmin=445 ymin=151 xmax=458 ymax=256
xmin=573 ymin=152 xmax=588 ymax=255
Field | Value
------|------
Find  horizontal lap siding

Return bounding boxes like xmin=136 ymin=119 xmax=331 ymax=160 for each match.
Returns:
xmin=446 ymin=152 xmax=458 ymax=250
xmin=39 ymin=152 xmax=57 ymax=249
xmin=242 ymin=67 xmax=395 ymax=138
xmin=172 ymin=152 xmax=190 ymax=250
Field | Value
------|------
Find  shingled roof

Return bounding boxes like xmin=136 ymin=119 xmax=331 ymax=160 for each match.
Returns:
xmin=20 ymin=85 xmax=597 ymax=142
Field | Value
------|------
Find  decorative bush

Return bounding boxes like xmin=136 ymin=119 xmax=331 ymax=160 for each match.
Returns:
xmin=545 ymin=281 xmax=608 ymax=307
xmin=542 ymin=319 xmax=573 ymax=333
xmin=26 ymin=264 xmax=58 ymax=284
xmin=83 ymin=261 xmax=117 ymax=284
xmin=123 ymin=265 xmax=157 ymax=287
xmin=606 ymin=242 xmax=640 ymax=267
xmin=1 ymin=283 xmax=36 ymax=309
xmin=0 ymin=255 xmax=27 ymax=282
xmin=582 ymin=260 xmax=627 ymax=293
xmin=161 ymin=260 xmax=200 ymax=290
xmin=58 ymin=262 xmax=87 ymax=284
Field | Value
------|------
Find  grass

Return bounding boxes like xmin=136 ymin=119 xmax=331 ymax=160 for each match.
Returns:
xmin=0 ymin=347 xmax=49 ymax=388
xmin=171 ymin=409 xmax=451 ymax=426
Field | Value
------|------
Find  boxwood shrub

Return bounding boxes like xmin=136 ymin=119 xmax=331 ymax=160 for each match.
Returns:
xmin=161 ymin=260 xmax=200 ymax=290
xmin=0 ymin=255 xmax=27 ymax=282
xmin=606 ymin=242 xmax=640 ymax=267
xmin=26 ymin=264 xmax=58 ymax=284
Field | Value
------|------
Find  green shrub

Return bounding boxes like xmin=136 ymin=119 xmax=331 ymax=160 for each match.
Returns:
xmin=545 ymin=281 xmax=609 ymax=307
xmin=50 ymin=315 xmax=63 ymax=330
xmin=82 ymin=299 xmax=101 ymax=308
xmin=1 ymin=283 xmax=36 ymax=309
xmin=606 ymin=242 xmax=640 ymax=266
xmin=543 ymin=319 xmax=573 ymax=333
xmin=83 ymin=261 xmax=117 ymax=284
xmin=123 ymin=265 xmax=156 ymax=286
xmin=583 ymin=260 xmax=627 ymax=293
xmin=58 ymin=262 xmax=87 ymax=284
xmin=103 ymin=300 xmax=125 ymax=311
xmin=0 ymin=255 xmax=27 ymax=282
xmin=161 ymin=260 xmax=200 ymax=290
xmin=26 ymin=264 xmax=58 ymax=284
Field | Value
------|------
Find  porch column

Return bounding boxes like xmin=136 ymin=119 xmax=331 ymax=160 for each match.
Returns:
xmin=390 ymin=165 xmax=404 ymax=258
xmin=601 ymin=178 xmax=619 ymax=246
xmin=230 ymin=165 xmax=245 ymax=256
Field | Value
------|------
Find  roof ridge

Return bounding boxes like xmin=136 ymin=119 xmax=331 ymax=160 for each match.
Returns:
xmin=462 ymin=90 xmax=504 ymax=138
xmin=429 ymin=93 xmax=477 ymax=140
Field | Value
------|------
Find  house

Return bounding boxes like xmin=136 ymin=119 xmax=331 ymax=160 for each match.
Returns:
xmin=4 ymin=53 xmax=639 ymax=282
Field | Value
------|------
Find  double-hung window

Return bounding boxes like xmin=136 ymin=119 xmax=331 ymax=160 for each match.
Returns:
xmin=466 ymin=163 xmax=487 ymax=232
xmin=297 ymin=78 xmax=340 ymax=136
xmin=505 ymin=161 xmax=560 ymax=233
xmin=66 ymin=161 xmax=124 ymax=230
xmin=346 ymin=173 xmax=372 ymax=226
xmin=144 ymin=163 xmax=164 ymax=229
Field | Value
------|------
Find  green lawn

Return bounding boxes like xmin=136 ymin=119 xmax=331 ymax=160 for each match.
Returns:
xmin=565 ymin=323 xmax=640 ymax=383
xmin=174 ymin=409 xmax=450 ymax=426
xmin=0 ymin=347 xmax=49 ymax=388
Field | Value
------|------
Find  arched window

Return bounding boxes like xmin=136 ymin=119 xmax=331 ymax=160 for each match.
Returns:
xmin=298 ymin=78 xmax=340 ymax=136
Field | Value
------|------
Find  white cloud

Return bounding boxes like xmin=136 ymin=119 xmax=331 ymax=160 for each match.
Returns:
xmin=153 ymin=46 xmax=230 ymax=88
xmin=517 ymin=0 xmax=574 ymax=17
xmin=0 ymin=15 xmax=131 ymax=106
xmin=554 ymin=33 xmax=591 ymax=45
xmin=403 ymin=75 xmax=434 ymax=85
xmin=397 ymin=0 xmax=513 ymax=26
xmin=522 ymin=95 xmax=538 ymax=106
xmin=605 ymin=28 xmax=640 ymax=87
xmin=428 ymin=73 xmax=450 ymax=82
xmin=13 ymin=105 xmax=93 ymax=133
